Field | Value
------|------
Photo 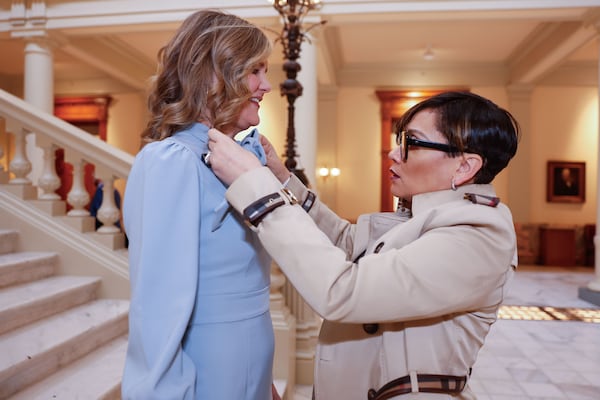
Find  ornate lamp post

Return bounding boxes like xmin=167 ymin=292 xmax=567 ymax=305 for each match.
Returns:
xmin=271 ymin=0 xmax=324 ymax=185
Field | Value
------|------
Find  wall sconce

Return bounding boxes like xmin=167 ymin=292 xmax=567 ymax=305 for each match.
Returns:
xmin=318 ymin=167 xmax=340 ymax=180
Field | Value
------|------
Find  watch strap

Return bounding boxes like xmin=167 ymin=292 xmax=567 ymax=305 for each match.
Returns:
xmin=302 ymin=191 xmax=316 ymax=212
xmin=243 ymin=192 xmax=286 ymax=227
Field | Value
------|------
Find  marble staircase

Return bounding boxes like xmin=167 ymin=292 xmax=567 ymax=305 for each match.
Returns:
xmin=0 ymin=229 xmax=129 ymax=399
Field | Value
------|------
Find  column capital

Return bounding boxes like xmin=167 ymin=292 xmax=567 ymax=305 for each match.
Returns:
xmin=582 ymin=8 xmax=600 ymax=35
xmin=9 ymin=0 xmax=48 ymax=38
xmin=17 ymin=30 xmax=66 ymax=53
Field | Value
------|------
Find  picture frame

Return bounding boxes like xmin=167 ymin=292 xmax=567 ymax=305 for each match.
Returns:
xmin=546 ymin=161 xmax=585 ymax=203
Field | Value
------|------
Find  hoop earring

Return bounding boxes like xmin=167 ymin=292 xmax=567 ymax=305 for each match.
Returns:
xmin=451 ymin=178 xmax=457 ymax=191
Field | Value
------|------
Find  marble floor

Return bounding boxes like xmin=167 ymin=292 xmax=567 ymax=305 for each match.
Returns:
xmin=290 ymin=265 xmax=600 ymax=400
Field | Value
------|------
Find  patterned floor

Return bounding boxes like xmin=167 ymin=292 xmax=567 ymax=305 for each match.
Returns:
xmin=291 ymin=266 xmax=600 ymax=400
xmin=499 ymin=305 xmax=600 ymax=323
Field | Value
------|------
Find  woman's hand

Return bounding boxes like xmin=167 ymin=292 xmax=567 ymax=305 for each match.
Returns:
xmin=207 ymin=128 xmax=262 ymax=185
xmin=260 ymin=135 xmax=291 ymax=184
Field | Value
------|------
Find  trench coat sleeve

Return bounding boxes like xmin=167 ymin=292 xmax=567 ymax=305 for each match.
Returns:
xmin=227 ymin=168 xmax=516 ymax=323
xmin=122 ymin=142 xmax=200 ymax=399
xmin=226 ymin=167 xmax=364 ymax=319
xmin=285 ymin=173 xmax=358 ymax=256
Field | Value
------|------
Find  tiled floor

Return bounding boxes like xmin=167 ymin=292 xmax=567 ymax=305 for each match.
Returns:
xmin=291 ymin=265 xmax=600 ymax=400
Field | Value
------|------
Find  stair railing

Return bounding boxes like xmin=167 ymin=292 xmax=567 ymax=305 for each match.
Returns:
xmin=0 ymin=88 xmax=133 ymax=243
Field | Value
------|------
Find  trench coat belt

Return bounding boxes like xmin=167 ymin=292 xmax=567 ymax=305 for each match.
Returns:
xmin=367 ymin=373 xmax=467 ymax=400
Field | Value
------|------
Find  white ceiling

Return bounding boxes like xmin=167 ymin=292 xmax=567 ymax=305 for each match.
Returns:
xmin=0 ymin=1 xmax=599 ymax=94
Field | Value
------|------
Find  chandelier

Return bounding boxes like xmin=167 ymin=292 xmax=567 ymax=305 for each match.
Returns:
xmin=270 ymin=0 xmax=325 ymax=185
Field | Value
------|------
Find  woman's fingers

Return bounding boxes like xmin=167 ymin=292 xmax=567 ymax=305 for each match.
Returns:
xmin=207 ymin=128 xmax=262 ymax=185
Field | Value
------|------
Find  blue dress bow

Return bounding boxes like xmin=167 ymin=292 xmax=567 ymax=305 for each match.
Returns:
xmin=212 ymin=128 xmax=267 ymax=231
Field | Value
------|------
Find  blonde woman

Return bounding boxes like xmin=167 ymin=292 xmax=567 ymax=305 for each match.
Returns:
xmin=122 ymin=10 xmax=279 ymax=399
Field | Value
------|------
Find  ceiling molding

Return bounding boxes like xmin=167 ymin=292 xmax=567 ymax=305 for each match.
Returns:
xmin=1 ymin=1 xmax=599 ymax=92
xmin=0 ymin=1 xmax=278 ymax=34
xmin=59 ymin=36 xmax=155 ymax=90
xmin=1 ymin=1 xmax=595 ymax=34
xmin=54 ymin=77 xmax=138 ymax=96
xmin=509 ymin=21 xmax=597 ymax=84
xmin=540 ymin=60 xmax=598 ymax=86
xmin=317 ymin=0 xmax=599 ymax=13
xmin=315 ymin=26 xmax=342 ymax=86
xmin=338 ymin=63 xmax=509 ymax=87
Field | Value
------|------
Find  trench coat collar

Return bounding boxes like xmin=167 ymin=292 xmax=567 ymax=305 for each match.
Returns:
xmin=411 ymin=184 xmax=497 ymax=216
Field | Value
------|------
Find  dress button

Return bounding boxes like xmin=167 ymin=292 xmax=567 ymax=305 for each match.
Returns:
xmin=363 ymin=323 xmax=379 ymax=334
xmin=374 ymin=242 xmax=384 ymax=253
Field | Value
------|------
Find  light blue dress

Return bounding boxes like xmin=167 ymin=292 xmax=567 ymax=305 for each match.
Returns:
xmin=121 ymin=123 xmax=274 ymax=400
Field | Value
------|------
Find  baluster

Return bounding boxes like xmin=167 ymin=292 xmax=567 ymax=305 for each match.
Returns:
xmin=66 ymin=159 xmax=90 ymax=216
xmin=0 ymin=123 xmax=4 ymax=172
xmin=96 ymin=176 xmax=120 ymax=233
xmin=0 ymin=124 xmax=6 ymax=183
xmin=37 ymin=144 xmax=61 ymax=199
xmin=284 ymin=281 xmax=320 ymax=385
xmin=271 ymin=262 xmax=296 ymax=393
xmin=9 ymin=128 xmax=32 ymax=184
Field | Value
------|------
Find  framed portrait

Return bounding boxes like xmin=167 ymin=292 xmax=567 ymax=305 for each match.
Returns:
xmin=546 ymin=161 xmax=585 ymax=203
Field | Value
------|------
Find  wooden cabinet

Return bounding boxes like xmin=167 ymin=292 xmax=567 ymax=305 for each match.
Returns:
xmin=539 ymin=227 xmax=576 ymax=266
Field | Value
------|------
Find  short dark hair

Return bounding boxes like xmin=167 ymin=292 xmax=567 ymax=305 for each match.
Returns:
xmin=395 ymin=91 xmax=520 ymax=184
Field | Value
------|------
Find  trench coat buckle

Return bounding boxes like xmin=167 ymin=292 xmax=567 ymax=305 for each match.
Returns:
xmin=367 ymin=373 xmax=467 ymax=399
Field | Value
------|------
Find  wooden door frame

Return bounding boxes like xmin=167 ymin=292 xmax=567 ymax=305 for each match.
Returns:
xmin=53 ymin=95 xmax=112 ymax=204
xmin=54 ymin=96 xmax=112 ymax=141
xmin=375 ymin=89 xmax=458 ymax=211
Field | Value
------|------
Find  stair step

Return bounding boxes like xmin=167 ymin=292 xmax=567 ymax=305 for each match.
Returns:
xmin=0 ymin=251 xmax=58 ymax=288
xmin=0 ymin=275 xmax=101 ymax=335
xmin=9 ymin=335 xmax=128 ymax=400
xmin=0 ymin=229 xmax=18 ymax=255
xmin=0 ymin=299 xmax=129 ymax=398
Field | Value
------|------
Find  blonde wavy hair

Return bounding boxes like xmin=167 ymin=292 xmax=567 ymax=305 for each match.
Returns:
xmin=141 ymin=9 xmax=272 ymax=144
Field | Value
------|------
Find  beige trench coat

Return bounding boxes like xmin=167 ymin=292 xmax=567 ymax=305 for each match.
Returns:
xmin=227 ymin=168 xmax=518 ymax=400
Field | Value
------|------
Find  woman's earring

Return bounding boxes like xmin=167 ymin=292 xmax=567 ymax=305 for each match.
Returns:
xmin=451 ymin=178 xmax=457 ymax=191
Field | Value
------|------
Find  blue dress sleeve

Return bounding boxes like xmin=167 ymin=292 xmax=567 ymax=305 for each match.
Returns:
xmin=122 ymin=141 xmax=202 ymax=399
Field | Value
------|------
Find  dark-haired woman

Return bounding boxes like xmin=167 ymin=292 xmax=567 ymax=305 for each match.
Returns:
xmin=207 ymin=91 xmax=520 ymax=399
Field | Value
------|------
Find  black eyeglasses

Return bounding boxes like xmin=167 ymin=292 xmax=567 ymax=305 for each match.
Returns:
xmin=396 ymin=130 xmax=459 ymax=161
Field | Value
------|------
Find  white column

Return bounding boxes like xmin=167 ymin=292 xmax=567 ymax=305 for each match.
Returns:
xmin=587 ymin=39 xmax=600 ymax=292
xmin=23 ymin=36 xmax=54 ymax=186
xmin=315 ymin=86 xmax=339 ymax=208
xmin=0 ymin=118 xmax=7 ymax=183
xmin=506 ymin=84 xmax=533 ymax=223
xmin=296 ymin=34 xmax=317 ymax=188
xmin=284 ymin=30 xmax=322 ymax=386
